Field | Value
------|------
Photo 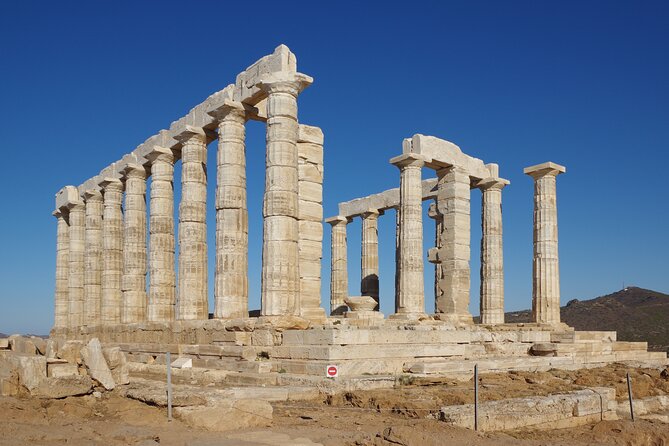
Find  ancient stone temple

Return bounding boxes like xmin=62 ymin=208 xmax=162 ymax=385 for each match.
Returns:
xmin=50 ymin=45 xmax=665 ymax=381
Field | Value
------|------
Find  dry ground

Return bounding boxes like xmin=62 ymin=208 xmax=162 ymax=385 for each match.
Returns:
xmin=1 ymin=364 xmax=669 ymax=446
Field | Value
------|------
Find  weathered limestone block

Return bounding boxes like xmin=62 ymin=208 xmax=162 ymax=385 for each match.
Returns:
xmin=12 ymin=354 xmax=47 ymax=391
xmin=524 ymin=162 xmax=566 ymax=325
xmin=53 ymin=209 xmax=69 ymax=329
xmin=83 ymin=189 xmax=103 ymax=326
xmin=80 ymin=338 xmax=115 ymax=390
xmin=99 ymin=178 xmax=124 ymax=325
xmin=121 ymin=164 xmax=148 ymax=324
xmin=0 ymin=338 xmax=9 ymax=349
xmin=57 ymin=340 xmax=84 ymax=364
xmin=9 ymin=335 xmax=37 ymax=355
xmin=326 ymin=216 xmax=349 ymax=315
xmin=33 ymin=375 xmax=93 ymax=399
xmin=68 ymin=201 xmax=86 ymax=328
xmin=48 ymin=362 xmax=79 ymax=378
xmin=177 ymin=127 xmax=209 ymax=321
xmin=103 ymin=346 xmax=129 ymax=385
xmin=175 ymin=399 xmax=273 ymax=432
xmin=146 ymin=147 xmax=176 ymax=322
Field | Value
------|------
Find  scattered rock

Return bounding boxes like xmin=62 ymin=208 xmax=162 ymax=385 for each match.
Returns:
xmin=45 ymin=339 xmax=58 ymax=359
xmin=58 ymin=340 xmax=84 ymax=364
xmin=103 ymin=347 xmax=130 ymax=385
xmin=81 ymin=338 xmax=115 ymax=390
xmin=30 ymin=337 xmax=47 ymax=355
xmin=175 ymin=399 xmax=273 ymax=432
xmin=32 ymin=375 xmax=93 ymax=399
xmin=11 ymin=354 xmax=46 ymax=391
xmin=123 ymin=381 xmax=206 ymax=407
xmin=48 ymin=362 xmax=79 ymax=378
xmin=0 ymin=338 xmax=9 ymax=349
xmin=9 ymin=335 xmax=37 ymax=355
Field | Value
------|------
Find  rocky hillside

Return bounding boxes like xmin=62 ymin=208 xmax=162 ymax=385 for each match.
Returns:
xmin=505 ymin=287 xmax=669 ymax=352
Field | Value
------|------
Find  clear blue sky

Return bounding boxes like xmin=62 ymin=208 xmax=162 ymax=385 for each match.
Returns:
xmin=1 ymin=1 xmax=667 ymax=334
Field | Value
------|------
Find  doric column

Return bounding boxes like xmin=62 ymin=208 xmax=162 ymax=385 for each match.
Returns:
xmin=176 ymin=127 xmax=209 ymax=320
xmin=427 ymin=201 xmax=443 ymax=312
xmin=360 ymin=209 xmax=380 ymax=308
xmin=83 ymin=189 xmax=103 ymax=326
xmin=146 ymin=148 xmax=176 ymax=322
xmin=53 ymin=209 xmax=69 ymax=329
xmin=393 ymin=206 xmax=400 ymax=312
xmin=121 ymin=164 xmax=147 ymax=324
xmin=99 ymin=178 xmax=124 ymax=325
xmin=390 ymin=153 xmax=426 ymax=318
xmin=478 ymin=177 xmax=509 ymax=325
xmin=210 ymin=101 xmax=248 ymax=319
xmin=326 ymin=216 xmax=349 ymax=315
xmin=435 ymin=166 xmax=473 ymax=324
xmin=524 ymin=162 xmax=566 ymax=325
xmin=256 ymin=72 xmax=312 ymax=316
xmin=67 ymin=201 xmax=85 ymax=328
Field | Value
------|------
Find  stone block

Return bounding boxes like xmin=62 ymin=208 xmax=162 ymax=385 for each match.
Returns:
xmin=12 ymin=354 xmax=46 ymax=391
xmin=298 ymin=163 xmax=323 ymax=183
xmin=298 ymin=144 xmax=324 ymax=165
xmin=103 ymin=347 xmax=130 ymax=385
xmin=298 ymin=201 xmax=323 ymax=222
xmin=9 ymin=335 xmax=37 ymax=355
xmin=33 ymin=375 xmax=93 ymax=399
xmin=81 ymin=338 xmax=115 ymax=390
xmin=298 ymin=180 xmax=323 ymax=203
xmin=171 ymin=357 xmax=193 ymax=369
xmin=48 ymin=362 xmax=79 ymax=378
xmin=299 ymin=221 xmax=323 ymax=242
xmin=58 ymin=340 xmax=84 ymax=364
xmin=175 ymin=399 xmax=272 ymax=432
xmin=0 ymin=338 xmax=8 ymax=349
xmin=251 ymin=330 xmax=275 ymax=346
xmin=297 ymin=124 xmax=324 ymax=145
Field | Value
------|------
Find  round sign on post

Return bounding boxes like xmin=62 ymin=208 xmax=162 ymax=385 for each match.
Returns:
xmin=326 ymin=364 xmax=338 ymax=378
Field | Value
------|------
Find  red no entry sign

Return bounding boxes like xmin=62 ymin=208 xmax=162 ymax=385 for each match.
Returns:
xmin=326 ymin=365 xmax=338 ymax=378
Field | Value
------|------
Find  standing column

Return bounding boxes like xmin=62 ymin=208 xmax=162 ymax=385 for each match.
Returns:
xmin=100 ymin=178 xmax=124 ymax=325
xmin=478 ymin=177 xmax=509 ymax=325
xmin=210 ymin=101 xmax=248 ymax=319
xmin=390 ymin=154 xmax=426 ymax=318
xmin=83 ymin=190 xmax=103 ymax=326
xmin=53 ymin=209 xmax=69 ymax=329
xmin=67 ymin=201 xmax=85 ymax=328
xmin=146 ymin=148 xmax=176 ymax=322
xmin=121 ymin=164 xmax=148 ymax=324
xmin=436 ymin=166 xmax=473 ymax=324
xmin=360 ymin=209 xmax=380 ymax=308
xmin=176 ymin=127 xmax=209 ymax=320
xmin=326 ymin=216 xmax=349 ymax=315
xmin=427 ymin=201 xmax=443 ymax=312
xmin=256 ymin=73 xmax=312 ymax=317
xmin=524 ymin=162 xmax=566 ymax=325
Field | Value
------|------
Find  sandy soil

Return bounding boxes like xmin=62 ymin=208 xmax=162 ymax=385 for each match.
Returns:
xmin=1 ymin=364 xmax=668 ymax=446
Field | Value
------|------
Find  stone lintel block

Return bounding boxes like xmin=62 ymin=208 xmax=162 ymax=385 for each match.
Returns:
xmin=55 ymin=185 xmax=81 ymax=211
xmin=99 ymin=162 xmax=123 ymax=181
xmin=524 ymin=161 xmax=566 ymax=177
xmin=486 ymin=163 xmax=499 ymax=178
xmin=235 ymin=44 xmax=298 ymax=105
xmin=78 ymin=177 xmax=102 ymax=196
xmin=407 ymin=134 xmax=491 ymax=180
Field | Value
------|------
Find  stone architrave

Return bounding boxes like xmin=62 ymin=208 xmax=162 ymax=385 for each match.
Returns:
xmin=478 ymin=177 xmax=509 ymax=325
xmin=99 ymin=178 xmax=124 ymax=325
xmin=435 ymin=166 xmax=473 ymax=324
xmin=210 ymin=101 xmax=249 ymax=319
xmin=427 ymin=201 xmax=443 ymax=312
xmin=326 ymin=216 xmax=349 ymax=315
xmin=524 ymin=162 xmax=566 ymax=325
xmin=121 ymin=163 xmax=148 ymax=324
xmin=390 ymin=153 xmax=427 ymax=318
xmin=360 ymin=209 xmax=380 ymax=308
xmin=53 ymin=209 xmax=69 ymax=329
xmin=177 ymin=127 xmax=209 ymax=321
xmin=67 ymin=201 xmax=86 ymax=328
xmin=256 ymin=72 xmax=312 ymax=317
xmin=83 ymin=189 xmax=103 ymax=326
xmin=146 ymin=147 xmax=176 ymax=322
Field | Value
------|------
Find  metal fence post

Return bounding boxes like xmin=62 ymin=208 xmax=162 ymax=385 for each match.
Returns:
xmin=166 ymin=351 xmax=173 ymax=422
xmin=627 ymin=372 xmax=634 ymax=422
xmin=474 ymin=364 xmax=479 ymax=431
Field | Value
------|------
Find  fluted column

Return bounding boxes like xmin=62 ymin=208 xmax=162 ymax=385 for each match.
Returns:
xmin=53 ymin=209 xmax=69 ymax=329
xmin=427 ymin=202 xmax=443 ymax=312
xmin=210 ymin=101 xmax=248 ymax=319
xmin=177 ymin=127 xmax=209 ymax=320
xmin=67 ymin=201 xmax=85 ymax=328
xmin=83 ymin=190 xmax=103 ymax=326
xmin=435 ymin=166 xmax=473 ymax=324
xmin=121 ymin=164 xmax=147 ymax=324
xmin=478 ymin=177 xmax=508 ymax=324
xmin=524 ymin=162 xmax=566 ymax=325
xmin=390 ymin=153 xmax=426 ymax=318
xmin=99 ymin=178 xmax=124 ymax=325
xmin=326 ymin=216 xmax=349 ymax=315
xmin=361 ymin=209 xmax=380 ymax=308
xmin=256 ymin=72 xmax=312 ymax=316
xmin=146 ymin=148 xmax=176 ymax=322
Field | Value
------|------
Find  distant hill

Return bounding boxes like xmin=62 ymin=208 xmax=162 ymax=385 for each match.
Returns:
xmin=505 ymin=287 xmax=669 ymax=352
xmin=0 ymin=333 xmax=7 ymax=338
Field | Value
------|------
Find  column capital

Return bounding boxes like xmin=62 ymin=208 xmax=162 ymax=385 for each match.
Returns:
xmin=121 ymin=163 xmax=147 ymax=180
xmin=208 ymin=99 xmax=247 ymax=122
xmin=52 ymin=209 xmax=67 ymax=218
xmin=524 ymin=162 xmax=566 ymax=179
xmin=390 ymin=153 xmax=428 ymax=169
xmin=325 ymin=215 xmax=350 ymax=226
xmin=477 ymin=177 xmax=510 ymax=191
xmin=82 ymin=189 xmax=103 ymax=202
xmin=427 ymin=201 xmax=441 ymax=219
xmin=173 ymin=125 xmax=207 ymax=144
xmin=98 ymin=177 xmax=123 ymax=191
xmin=256 ymin=72 xmax=313 ymax=97
xmin=144 ymin=146 xmax=175 ymax=165
xmin=361 ymin=208 xmax=382 ymax=219
xmin=67 ymin=200 xmax=85 ymax=211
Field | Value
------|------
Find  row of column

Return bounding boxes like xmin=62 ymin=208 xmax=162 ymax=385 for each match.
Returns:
xmin=327 ymin=159 xmax=565 ymax=325
xmin=54 ymin=73 xmax=314 ymax=329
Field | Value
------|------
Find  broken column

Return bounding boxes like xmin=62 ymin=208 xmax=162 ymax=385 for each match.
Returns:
xmin=256 ymin=73 xmax=312 ymax=316
xmin=177 ymin=127 xmax=209 ymax=321
xmin=390 ymin=153 xmax=426 ymax=318
xmin=68 ymin=201 xmax=86 ymax=328
xmin=121 ymin=163 xmax=147 ymax=324
xmin=53 ymin=209 xmax=69 ymax=329
xmin=83 ymin=189 xmax=103 ymax=326
xmin=478 ymin=170 xmax=509 ymax=325
xmin=427 ymin=201 xmax=443 ymax=312
xmin=436 ymin=166 xmax=473 ymax=324
xmin=326 ymin=216 xmax=349 ymax=315
xmin=210 ymin=101 xmax=248 ymax=319
xmin=99 ymin=178 xmax=124 ymax=325
xmin=524 ymin=162 xmax=566 ymax=325
xmin=146 ymin=147 xmax=176 ymax=322
xmin=360 ymin=209 xmax=380 ymax=308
